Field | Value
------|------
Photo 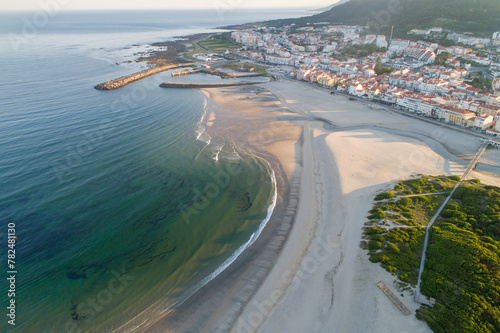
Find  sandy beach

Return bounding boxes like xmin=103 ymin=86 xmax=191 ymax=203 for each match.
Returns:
xmin=142 ymin=78 xmax=500 ymax=333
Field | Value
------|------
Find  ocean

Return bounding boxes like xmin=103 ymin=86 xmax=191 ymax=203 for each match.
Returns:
xmin=0 ymin=8 xmax=310 ymax=332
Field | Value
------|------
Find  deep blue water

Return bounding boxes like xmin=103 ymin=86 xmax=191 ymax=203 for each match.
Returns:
xmin=0 ymin=9 xmax=308 ymax=332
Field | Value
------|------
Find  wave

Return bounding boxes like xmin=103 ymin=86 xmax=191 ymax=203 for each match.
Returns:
xmin=195 ymin=96 xmax=209 ymax=142
xmin=212 ymin=142 xmax=224 ymax=162
xmin=168 ymin=164 xmax=277 ymax=310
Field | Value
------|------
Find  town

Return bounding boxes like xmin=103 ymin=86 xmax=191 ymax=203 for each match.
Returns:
xmin=223 ymin=24 xmax=500 ymax=137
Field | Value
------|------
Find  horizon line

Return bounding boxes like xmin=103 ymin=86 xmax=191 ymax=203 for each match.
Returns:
xmin=0 ymin=6 xmax=319 ymax=13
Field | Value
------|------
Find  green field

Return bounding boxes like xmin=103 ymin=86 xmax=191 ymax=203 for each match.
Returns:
xmin=198 ymin=33 xmax=241 ymax=53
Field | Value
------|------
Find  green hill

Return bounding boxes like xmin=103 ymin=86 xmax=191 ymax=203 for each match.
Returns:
xmin=259 ymin=0 xmax=500 ymax=35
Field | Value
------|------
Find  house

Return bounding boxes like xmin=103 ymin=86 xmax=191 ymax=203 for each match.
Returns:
xmin=418 ymin=101 xmax=437 ymax=116
xmin=397 ymin=94 xmax=424 ymax=112
xmin=473 ymin=114 xmax=494 ymax=130
xmin=477 ymin=104 xmax=500 ymax=117
xmin=486 ymin=126 xmax=500 ymax=136
xmin=367 ymin=87 xmax=381 ymax=100
xmin=443 ymin=108 xmax=475 ymax=126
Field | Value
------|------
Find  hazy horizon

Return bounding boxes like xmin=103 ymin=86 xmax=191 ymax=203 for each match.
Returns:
xmin=0 ymin=0 xmax=336 ymax=12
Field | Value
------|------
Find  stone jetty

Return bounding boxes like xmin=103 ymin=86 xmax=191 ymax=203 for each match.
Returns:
xmin=172 ymin=68 xmax=201 ymax=77
xmin=159 ymin=82 xmax=262 ymax=89
xmin=95 ymin=63 xmax=193 ymax=90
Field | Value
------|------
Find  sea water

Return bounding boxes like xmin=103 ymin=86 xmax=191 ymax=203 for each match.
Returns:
xmin=0 ymin=8 xmax=309 ymax=332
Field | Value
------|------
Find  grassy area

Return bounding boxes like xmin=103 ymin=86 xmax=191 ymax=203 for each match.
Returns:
xmin=198 ymin=33 xmax=241 ymax=53
xmin=363 ymin=175 xmax=500 ymax=332
xmin=184 ymin=42 xmax=206 ymax=61
xmin=221 ymin=62 xmax=270 ymax=74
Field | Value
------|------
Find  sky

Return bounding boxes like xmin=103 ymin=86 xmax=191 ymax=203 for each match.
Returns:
xmin=1 ymin=0 xmax=335 ymax=11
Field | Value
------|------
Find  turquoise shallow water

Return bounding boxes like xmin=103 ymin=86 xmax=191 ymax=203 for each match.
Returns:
xmin=0 ymin=9 xmax=309 ymax=332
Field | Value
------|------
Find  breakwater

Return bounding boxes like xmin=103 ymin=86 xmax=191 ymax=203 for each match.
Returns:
xmin=95 ymin=63 xmax=194 ymax=90
xmin=199 ymin=68 xmax=264 ymax=79
xmin=159 ymin=82 xmax=262 ymax=88
xmin=172 ymin=68 xmax=201 ymax=77
xmin=220 ymin=72 xmax=264 ymax=79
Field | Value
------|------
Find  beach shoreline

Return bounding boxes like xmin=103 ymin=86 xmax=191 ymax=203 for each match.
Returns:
xmin=139 ymin=84 xmax=304 ymax=332
xmin=137 ymin=77 xmax=500 ymax=333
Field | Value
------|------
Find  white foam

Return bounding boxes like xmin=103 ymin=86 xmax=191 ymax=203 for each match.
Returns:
xmin=195 ymin=97 xmax=209 ymax=141
xmin=169 ymin=166 xmax=278 ymax=310
xmin=212 ymin=143 xmax=225 ymax=162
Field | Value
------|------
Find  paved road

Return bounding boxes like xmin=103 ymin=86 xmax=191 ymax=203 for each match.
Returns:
xmin=194 ymin=37 xmax=210 ymax=53
xmin=332 ymin=91 xmax=499 ymax=144
xmin=261 ymin=75 xmax=500 ymax=145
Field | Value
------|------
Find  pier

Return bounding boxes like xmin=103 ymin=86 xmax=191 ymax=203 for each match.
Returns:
xmin=95 ymin=63 xmax=193 ymax=90
xmin=159 ymin=82 xmax=262 ymax=89
xmin=172 ymin=68 xmax=201 ymax=76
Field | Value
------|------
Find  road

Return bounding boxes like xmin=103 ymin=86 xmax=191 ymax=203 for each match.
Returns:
xmin=257 ymin=72 xmax=500 ymax=145
xmin=328 ymin=89 xmax=499 ymax=143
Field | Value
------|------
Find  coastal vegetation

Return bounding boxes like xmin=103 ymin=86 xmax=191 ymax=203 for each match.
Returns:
xmin=363 ymin=176 xmax=500 ymax=333
xmin=363 ymin=176 xmax=456 ymax=283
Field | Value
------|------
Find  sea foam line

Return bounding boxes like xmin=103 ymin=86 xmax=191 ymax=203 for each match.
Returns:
xmin=167 ymin=166 xmax=278 ymax=311
xmin=213 ymin=143 xmax=225 ymax=162
xmin=195 ymin=95 xmax=209 ymax=141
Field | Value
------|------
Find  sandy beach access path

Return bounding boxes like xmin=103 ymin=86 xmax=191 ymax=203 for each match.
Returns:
xmin=142 ymin=78 xmax=500 ymax=333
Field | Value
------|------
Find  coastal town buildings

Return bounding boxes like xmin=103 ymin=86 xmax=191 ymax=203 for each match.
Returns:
xmin=229 ymin=24 xmax=500 ymax=133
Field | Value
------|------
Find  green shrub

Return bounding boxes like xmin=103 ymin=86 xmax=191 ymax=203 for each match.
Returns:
xmin=394 ymin=184 xmax=405 ymax=191
xmin=386 ymin=242 xmax=400 ymax=253
xmin=401 ymin=212 xmax=414 ymax=219
xmin=370 ymin=234 xmax=384 ymax=242
xmin=365 ymin=226 xmax=384 ymax=235
xmin=399 ymin=197 xmax=411 ymax=206
xmin=369 ymin=253 xmax=385 ymax=263
xmin=368 ymin=241 xmax=383 ymax=250
xmin=368 ymin=210 xmax=386 ymax=219
xmin=375 ymin=192 xmax=394 ymax=200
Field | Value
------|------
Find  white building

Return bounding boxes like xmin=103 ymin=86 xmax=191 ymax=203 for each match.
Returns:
xmin=375 ymin=35 xmax=388 ymax=49
xmin=473 ymin=114 xmax=494 ymax=130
